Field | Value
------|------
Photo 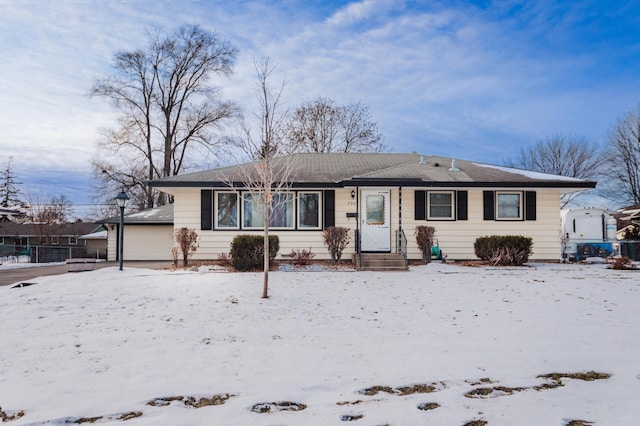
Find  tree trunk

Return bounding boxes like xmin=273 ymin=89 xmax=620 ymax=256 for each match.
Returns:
xmin=262 ymin=193 xmax=270 ymax=299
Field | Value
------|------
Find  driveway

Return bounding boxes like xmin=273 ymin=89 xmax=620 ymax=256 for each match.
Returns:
xmin=0 ymin=261 xmax=172 ymax=287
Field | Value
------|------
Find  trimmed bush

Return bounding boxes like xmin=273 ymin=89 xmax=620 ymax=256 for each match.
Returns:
xmin=289 ymin=248 xmax=315 ymax=266
xmin=474 ymin=235 xmax=533 ymax=266
xmin=230 ymin=234 xmax=280 ymax=271
xmin=322 ymin=226 xmax=351 ymax=264
xmin=415 ymin=226 xmax=436 ymax=264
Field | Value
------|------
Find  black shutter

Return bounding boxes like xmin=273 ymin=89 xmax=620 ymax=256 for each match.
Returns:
xmin=324 ymin=190 xmax=335 ymax=228
xmin=201 ymin=190 xmax=213 ymax=230
xmin=456 ymin=191 xmax=468 ymax=220
xmin=414 ymin=190 xmax=426 ymax=220
xmin=483 ymin=191 xmax=495 ymax=220
xmin=525 ymin=191 xmax=537 ymax=221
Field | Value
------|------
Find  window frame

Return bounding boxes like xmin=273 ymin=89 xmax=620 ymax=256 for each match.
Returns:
xmin=214 ymin=191 xmax=240 ymax=230
xmin=69 ymin=236 xmax=78 ymax=245
xmin=427 ymin=191 xmax=455 ymax=220
xmin=496 ymin=191 xmax=523 ymax=220
xmin=242 ymin=191 xmax=295 ymax=230
xmin=297 ymin=191 xmax=322 ymax=230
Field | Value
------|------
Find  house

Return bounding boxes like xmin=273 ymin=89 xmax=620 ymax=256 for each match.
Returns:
xmin=146 ymin=152 xmax=596 ymax=263
xmin=0 ymin=221 xmax=104 ymax=262
xmin=97 ymin=204 xmax=174 ymax=261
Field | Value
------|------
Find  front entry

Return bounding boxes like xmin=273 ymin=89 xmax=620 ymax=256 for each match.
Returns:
xmin=360 ymin=189 xmax=391 ymax=252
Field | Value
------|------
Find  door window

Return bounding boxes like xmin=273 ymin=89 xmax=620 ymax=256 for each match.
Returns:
xmin=366 ymin=195 xmax=385 ymax=225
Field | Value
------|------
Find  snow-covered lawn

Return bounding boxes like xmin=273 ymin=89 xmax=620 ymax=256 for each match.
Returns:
xmin=1 ymin=262 xmax=639 ymax=425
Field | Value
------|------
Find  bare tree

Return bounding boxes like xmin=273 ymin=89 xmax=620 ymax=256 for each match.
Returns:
xmin=229 ymin=58 xmax=294 ymax=298
xmin=23 ymin=194 xmax=73 ymax=244
xmin=604 ymin=106 xmax=640 ymax=205
xmin=284 ymin=97 xmax=385 ymax=154
xmin=91 ymin=24 xmax=238 ymax=209
xmin=504 ymin=134 xmax=602 ymax=207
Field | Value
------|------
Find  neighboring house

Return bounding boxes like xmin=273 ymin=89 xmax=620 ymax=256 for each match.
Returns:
xmin=98 ymin=204 xmax=174 ymax=262
xmin=0 ymin=221 xmax=103 ymax=262
xmin=147 ymin=152 xmax=596 ymax=262
xmin=0 ymin=221 xmax=99 ymax=247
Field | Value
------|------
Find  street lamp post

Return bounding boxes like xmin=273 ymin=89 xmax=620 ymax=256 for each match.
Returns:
xmin=115 ymin=190 xmax=129 ymax=271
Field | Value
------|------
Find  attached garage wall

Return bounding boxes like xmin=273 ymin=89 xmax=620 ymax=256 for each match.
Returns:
xmin=106 ymin=224 xmax=174 ymax=261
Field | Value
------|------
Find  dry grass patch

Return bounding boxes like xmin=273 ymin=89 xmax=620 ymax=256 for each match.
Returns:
xmin=417 ymin=402 xmax=440 ymax=411
xmin=250 ymin=401 xmax=307 ymax=413
xmin=466 ymin=371 xmax=611 ymax=399
xmin=184 ymin=394 xmax=234 ymax=408
xmin=0 ymin=407 xmax=25 ymax=422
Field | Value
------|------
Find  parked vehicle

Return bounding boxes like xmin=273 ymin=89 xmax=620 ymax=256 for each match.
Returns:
xmin=561 ymin=208 xmax=618 ymax=261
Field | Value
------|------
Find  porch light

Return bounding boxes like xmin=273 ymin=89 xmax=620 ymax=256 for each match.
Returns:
xmin=115 ymin=190 xmax=129 ymax=271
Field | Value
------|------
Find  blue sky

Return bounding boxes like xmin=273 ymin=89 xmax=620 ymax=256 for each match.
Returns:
xmin=1 ymin=0 xmax=639 ymax=217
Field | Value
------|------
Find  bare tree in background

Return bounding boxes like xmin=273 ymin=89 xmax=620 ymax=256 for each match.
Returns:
xmin=504 ymin=134 xmax=602 ymax=207
xmin=229 ymin=58 xmax=294 ymax=298
xmin=284 ymin=97 xmax=385 ymax=154
xmin=24 ymin=194 xmax=73 ymax=244
xmin=92 ymin=24 xmax=238 ymax=209
xmin=604 ymin=106 xmax=640 ymax=205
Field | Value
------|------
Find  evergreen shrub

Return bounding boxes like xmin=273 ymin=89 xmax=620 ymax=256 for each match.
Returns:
xmin=230 ymin=234 xmax=280 ymax=271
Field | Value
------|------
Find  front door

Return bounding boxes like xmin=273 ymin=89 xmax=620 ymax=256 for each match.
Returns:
xmin=360 ymin=189 xmax=391 ymax=252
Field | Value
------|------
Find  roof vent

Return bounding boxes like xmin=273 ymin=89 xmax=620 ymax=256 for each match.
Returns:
xmin=419 ymin=156 xmax=426 ymax=165
xmin=449 ymin=159 xmax=459 ymax=172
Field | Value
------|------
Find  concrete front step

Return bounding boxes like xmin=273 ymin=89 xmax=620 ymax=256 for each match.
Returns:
xmin=358 ymin=253 xmax=407 ymax=271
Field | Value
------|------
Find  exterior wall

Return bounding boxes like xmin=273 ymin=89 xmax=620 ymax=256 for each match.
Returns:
xmin=402 ymin=188 xmax=562 ymax=261
xmin=84 ymin=239 xmax=107 ymax=259
xmin=171 ymin=188 xmax=358 ymax=262
xmin=167 ymin=186 xmax=563 ymax=263
xmin=106 ymin=224 xmax=173 ymax=261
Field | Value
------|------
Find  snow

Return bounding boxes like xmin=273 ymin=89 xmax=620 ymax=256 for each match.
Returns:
xmin=473 ymin=163 xmax=585 ymax=182
xmin=1 ymin=262 xmax=639 ymax=425
xmin=0 ymin=260 xmax=64 ymax=270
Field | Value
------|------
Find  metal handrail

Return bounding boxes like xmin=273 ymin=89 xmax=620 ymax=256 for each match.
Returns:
xmin=396 ymin=228 xmax=408 ymax=266
xmin=354 ymin=228 xmax=361 ymax=269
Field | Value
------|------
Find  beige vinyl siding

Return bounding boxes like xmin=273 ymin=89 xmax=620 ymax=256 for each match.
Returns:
xmin=106 ymin=224 xmax=118 ymax=261
xmin=170 ymin=188 xmax=358 ymax=261
xmin=165 ymin=186 xmax=563 ymax=262
xmin=404 ymin=189 xmax=561 ymax=261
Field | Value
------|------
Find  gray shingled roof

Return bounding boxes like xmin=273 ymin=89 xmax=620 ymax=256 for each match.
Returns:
xmin=147 ymin=153 xmax=596 ymax=189
xmin=97 ymin=203 xmax=174 ymax=225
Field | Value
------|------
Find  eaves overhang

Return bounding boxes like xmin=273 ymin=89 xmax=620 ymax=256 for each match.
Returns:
xmin=148 ymin=179 xmax=596 ymax=190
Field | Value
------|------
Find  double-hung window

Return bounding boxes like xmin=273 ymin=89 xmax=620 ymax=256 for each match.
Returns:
xmin=496 ymin=192 xmax=522 ymax=220
xmin=428 ymin=191 xmax=454 ymax=220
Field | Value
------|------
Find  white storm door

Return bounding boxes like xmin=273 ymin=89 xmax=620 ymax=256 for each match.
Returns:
xmin=360 ymin=189 xmax=391 ymax=252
